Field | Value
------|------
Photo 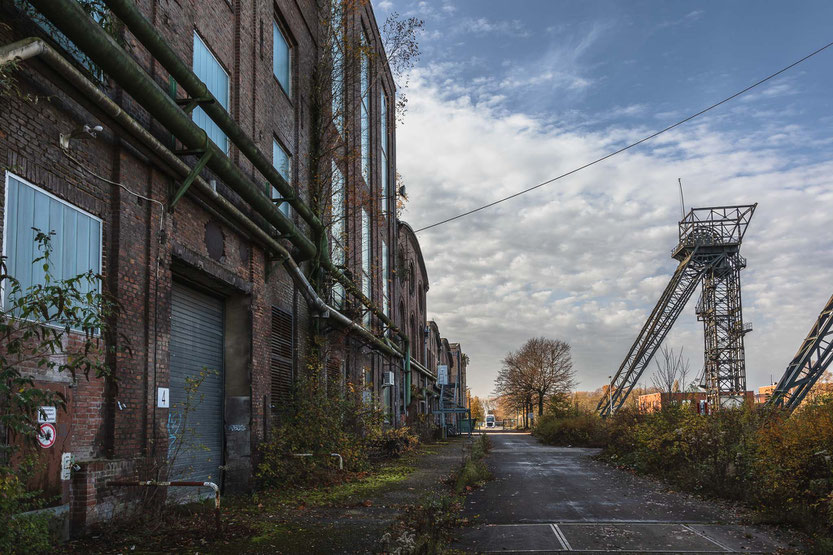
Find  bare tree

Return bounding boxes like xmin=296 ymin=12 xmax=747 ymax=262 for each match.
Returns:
xmin=650 ymin=345 xmax=691 ymax=404
xmin=495 ymin=337 xmax=575 ymax=420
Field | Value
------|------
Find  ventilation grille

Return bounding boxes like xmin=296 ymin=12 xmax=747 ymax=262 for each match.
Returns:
xmin=270 ymin=306 xmax=294 ymax=408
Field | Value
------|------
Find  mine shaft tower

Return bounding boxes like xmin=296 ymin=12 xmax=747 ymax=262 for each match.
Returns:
xmin=597 ymin=204 xmax=757 ymax=416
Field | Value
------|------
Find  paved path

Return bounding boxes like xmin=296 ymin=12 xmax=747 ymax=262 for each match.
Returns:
xmin=454 ymin=432 xmax=801 ymax=553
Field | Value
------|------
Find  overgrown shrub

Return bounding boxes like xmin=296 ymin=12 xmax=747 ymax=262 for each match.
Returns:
xmin=0 ymin=459 xmax=53 ymax=554
xmin=453 ymin=434 xmax=492 ymax=493
xmin=369 ymin=426 xmax=419 ymax=460
xmin=534 ymin=411 xmax=608 ymax=447
xmin=257 ymin=374 xmax=387 ymax=488
xmin=598 ymin=399 xmax=833 ymax=534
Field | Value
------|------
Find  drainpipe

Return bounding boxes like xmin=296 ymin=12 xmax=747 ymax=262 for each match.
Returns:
xmin=101 ymin=0 xmax=322 ymax=235
xmin=0 ymin=37 xmax=401 ymax=362
xmin=27 ymin=0 xmax=317 ymax=261
xmin=404 ymin=337 xmax=411 ymax=408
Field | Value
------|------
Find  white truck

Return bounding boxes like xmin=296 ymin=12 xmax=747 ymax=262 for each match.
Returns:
xmin=485 ymin=413 xmax=496 ymax=428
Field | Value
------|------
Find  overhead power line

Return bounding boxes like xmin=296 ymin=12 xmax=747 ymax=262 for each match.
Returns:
xmin=414 ymin=39 xmax=833 ymax=233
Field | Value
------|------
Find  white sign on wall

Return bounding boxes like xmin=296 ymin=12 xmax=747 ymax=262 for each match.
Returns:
xmin=37 ymin=406 xmax=57 ymax=423
xmin=60 ymin=453 xmax=73 ymax=481
xmin=157 ymin=387 xmax=170 ymax=408
xmin=438 ymin=365 xmax=448 ymax=385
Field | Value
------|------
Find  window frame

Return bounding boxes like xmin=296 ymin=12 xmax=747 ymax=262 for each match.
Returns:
xmin=192 ymin=31 xmax=231 ymax=153
xmin=1 ymin=171 xmax=103 ymax=316
xmin=271 ymin=138 xmax=293 ymax=217
xmin=272 ymin=19 xmax=292 ymax=97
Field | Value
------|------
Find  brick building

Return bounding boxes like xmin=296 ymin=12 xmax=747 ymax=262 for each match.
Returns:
xmin=0 ymin=0 xmax=433 ymax=532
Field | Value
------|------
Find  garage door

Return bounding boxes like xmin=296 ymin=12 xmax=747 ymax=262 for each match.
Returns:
xmin=168 ymin=282 xmax=224 ymax=485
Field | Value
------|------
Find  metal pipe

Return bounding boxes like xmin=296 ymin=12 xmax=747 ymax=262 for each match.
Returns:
xmin=29 ymin=0 xmax=402 ymax=342
xmin=107 ymin=480 xmax=220 ymax=528
xmin=0 ymin=37 xmax=402 ymax=362
xmin=27 ymin=0 xmax=317 ymax=260
xmin=102 ymin=0 xmax=323 ymax=235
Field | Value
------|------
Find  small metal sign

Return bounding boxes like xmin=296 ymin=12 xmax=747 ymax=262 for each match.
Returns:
xmin=38 ymin=423 xmax=57 ymax=448
xmin=157 ymin=387 xmax=170 ymax=408
xmin=438 ymin=365 xmax=448 ymax=385
xmin=60 ymin=453 xmax=73 ymax=481
xmin=37 ymin=406 xmax=57 ymax=423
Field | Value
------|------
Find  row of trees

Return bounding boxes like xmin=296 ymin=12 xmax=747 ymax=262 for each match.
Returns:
xmin=494 ymin=337 xmax=575 ymax=427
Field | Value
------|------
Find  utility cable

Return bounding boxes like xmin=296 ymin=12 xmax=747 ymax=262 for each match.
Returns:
xmin=414 ymin=38 xmax=833 ymax=233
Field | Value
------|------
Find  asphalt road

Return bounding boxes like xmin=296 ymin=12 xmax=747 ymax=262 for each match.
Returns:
xmin=453 ymin=431 xmax=800 ymax=553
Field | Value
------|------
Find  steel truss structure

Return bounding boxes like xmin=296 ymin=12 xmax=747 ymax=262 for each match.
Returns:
xmin=769 ymin=293 xmax=833 ymax=410
xmin=598 ymin=205 xmax=756 ymax=416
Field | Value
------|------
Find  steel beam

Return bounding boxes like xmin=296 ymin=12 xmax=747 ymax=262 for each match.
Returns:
xmin=770 ymin=293 xmax=833 ymax=410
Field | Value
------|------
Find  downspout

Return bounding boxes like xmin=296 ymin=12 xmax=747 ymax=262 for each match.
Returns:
xmin=404 ymin=338 xmax=411 ymax=408
xmin=28 ymin=0 xmax=317 ymax=261
xmin=101 ymin=0 xmax=323 ymax=235
xmin=0 ymin=37 xmax=401 ymax=362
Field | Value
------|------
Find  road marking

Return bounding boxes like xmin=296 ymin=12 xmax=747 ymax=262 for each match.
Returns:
xmin=550 ymin=523 xmax=573 ymax=551
xmin=681 ymin=524 xmax=734 ymax=552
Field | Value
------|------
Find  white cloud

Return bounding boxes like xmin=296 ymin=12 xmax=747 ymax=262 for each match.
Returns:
xmin=397 ymin=70 xmax=833 ymax=399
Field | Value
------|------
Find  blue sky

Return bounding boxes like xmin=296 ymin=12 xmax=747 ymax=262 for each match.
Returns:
xmin=374 ymin=1 xmax=833 ymax=398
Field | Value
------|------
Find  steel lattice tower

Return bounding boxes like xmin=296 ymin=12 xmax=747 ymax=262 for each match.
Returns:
xmin=598 ymin=204 xmax=756 ymax=416
xmin=697 ymin=254 xmax=750 ymax=408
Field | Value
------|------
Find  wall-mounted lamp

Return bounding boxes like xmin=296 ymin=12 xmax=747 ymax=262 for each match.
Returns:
xmin=59 ymin=123 xmax=103 ymax=150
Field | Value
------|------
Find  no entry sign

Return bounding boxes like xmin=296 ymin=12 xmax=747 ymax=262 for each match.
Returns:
xmin=38 ymin=423 xmax=57 ymax=448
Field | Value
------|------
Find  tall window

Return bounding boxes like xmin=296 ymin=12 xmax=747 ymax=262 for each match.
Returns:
xmin=330 ymin=1 xmax=344 ymax=135
xmin=273 ymin=21 xmax=291 ymax=94
xmin=193 ymin=33 xmax=230 ymax=152
xmin=360 ymin=34 xmax=371 ymax=185
xmin=272 ymin=139 xmax=292 ymax=217
xmin=3 ymin=173 xmax=102 ymax=308
xmin=380 ymin=90 xmax=389 ymax=212
xmin=361 ymin=208 xmax=371 ymax=325
xmin=382 ymin=240 xmax=390 ymax=318
xmin=331 ymin=162 xmax=345 ymax=305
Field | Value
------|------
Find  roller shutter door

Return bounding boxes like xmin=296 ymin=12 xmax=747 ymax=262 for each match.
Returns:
xmin=169 ymin=283 xmax=224 ymax=484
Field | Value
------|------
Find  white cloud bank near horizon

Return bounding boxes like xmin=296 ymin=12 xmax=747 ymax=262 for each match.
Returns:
xmin=396 ymin=67 xmax=833 ymax=398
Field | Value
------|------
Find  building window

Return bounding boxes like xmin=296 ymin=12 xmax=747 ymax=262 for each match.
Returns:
xmin=331 ymin=162 xmax=346 ymax=306
xmin=382 ymin=240 xmax=389 ymax=318
xmin=193 ymin=33 xmax=230 ymax=152
xmin=272 ymin=21 xmax=291 ymax=94
xmin=272 ymin=139 xmax=292 ymax=217
xmin=361 ymin=208 xmax=371 ymax=324
xmin=380 ymin=90 xmax=389 ymax=211
xmin=2 ymin=173 xmax=102 ymax=310
xmin=330 ymin=1 xmax=344 ymax=135
xmin=360 ymin=33 xmax=371 ymax=185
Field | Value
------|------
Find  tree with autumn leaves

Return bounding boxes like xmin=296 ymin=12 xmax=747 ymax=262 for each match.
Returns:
xmin=495 ymin=337 xmax=575 ymax=427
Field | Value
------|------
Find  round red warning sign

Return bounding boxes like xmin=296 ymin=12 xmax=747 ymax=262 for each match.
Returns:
xmin=38 ymin=423 xmax=56 ymax=448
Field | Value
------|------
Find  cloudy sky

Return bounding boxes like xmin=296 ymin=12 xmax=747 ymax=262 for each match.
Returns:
xmin=374 ymin=1 xmax=833 ymax=397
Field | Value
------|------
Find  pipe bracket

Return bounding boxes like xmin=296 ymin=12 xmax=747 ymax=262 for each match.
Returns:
xmin=170 ymin=150 xmax=213 ymax=209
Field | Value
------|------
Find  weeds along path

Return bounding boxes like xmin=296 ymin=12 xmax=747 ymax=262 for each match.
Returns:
xmin=225 ymin=436 xmax=475 ymax=553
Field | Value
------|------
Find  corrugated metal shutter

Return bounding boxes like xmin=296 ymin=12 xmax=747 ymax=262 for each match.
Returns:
xmin=169 ymin=283 xmax=224 ymax=485
xmin=270 ymin=306 xmax=293 ymax=410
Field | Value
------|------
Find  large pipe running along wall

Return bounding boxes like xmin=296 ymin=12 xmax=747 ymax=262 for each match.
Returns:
xmin=102 ymin=0 xmax=322 ymax=236
xmin=95 ymin=0 xmax=406 ymax=341
xmin=0 ymin=37 xmax=401 ymax=360
xmin=27 ymin=0 xmax=316 ymax=261
xmin=27 ymin=0 xmax=413 ymax=393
